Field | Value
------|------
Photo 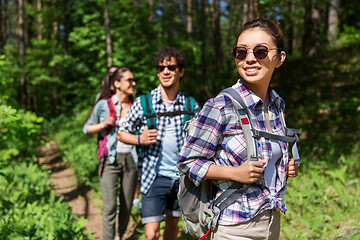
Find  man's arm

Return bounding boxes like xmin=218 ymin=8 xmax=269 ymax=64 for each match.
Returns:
xmin=118 ymin=127 xmax=157 ymax=146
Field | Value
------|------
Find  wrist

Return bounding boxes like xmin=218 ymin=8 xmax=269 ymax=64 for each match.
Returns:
xmin=101 ymin=121 xmax=108 ymax=130
xmin=138 ymin=134 xmax=141 ymax=145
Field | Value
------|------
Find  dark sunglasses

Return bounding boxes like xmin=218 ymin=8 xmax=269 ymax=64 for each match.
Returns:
xmin=232 ymin=45 xmax=279 ymax=60
xmin=116 ymin=78 xmax=136 ymax=83
xmin=126 ymin=78 xmax=136 ymax=83
xmin=156 ymin=65 xmax=178 ymax=73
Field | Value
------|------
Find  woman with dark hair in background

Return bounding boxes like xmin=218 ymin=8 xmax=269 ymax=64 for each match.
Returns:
xmin=83 ymin=67 xmax=138 ymax=240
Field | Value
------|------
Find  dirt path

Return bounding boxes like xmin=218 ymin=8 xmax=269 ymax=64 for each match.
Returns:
xmin=38 ymin=141 xmax=104 ymax=239
xmin=38 ymin=141 xmax=144 ymax=240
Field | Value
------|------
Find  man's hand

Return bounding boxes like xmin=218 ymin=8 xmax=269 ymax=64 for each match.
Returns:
xmin=139 ymin=126 xmax=157 ymax=145
xmin=287 ymin=158 xmax=299 ymax=178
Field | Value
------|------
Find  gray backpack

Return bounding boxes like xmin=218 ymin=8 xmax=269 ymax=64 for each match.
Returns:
xmin=178 ymin=87 xmax=301 ymax=240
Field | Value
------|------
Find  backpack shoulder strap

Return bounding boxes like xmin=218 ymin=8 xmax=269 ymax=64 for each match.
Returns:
xmin=106 ymin=97 xmax=117 ymax=120
xmin=275 ymin=99 xmax=302 ymax=164
xmin=220 ymin=88 xmax=302 ymax=163
xmin=140 ymin=93 xmax=156 ymax=129
xmin=219 ymin=87 xmax=258 ymax=162
xmin=183 ymin=95 xmax=196 ymax=125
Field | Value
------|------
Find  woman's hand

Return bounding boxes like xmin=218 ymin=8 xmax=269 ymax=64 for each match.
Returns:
xmin=287 ymin=158 xmax=299 ymax=178
xmin=102 ymin=116 xmax=115 ymax=129
xmin=232 ymin=160 xmax=266 ymax=183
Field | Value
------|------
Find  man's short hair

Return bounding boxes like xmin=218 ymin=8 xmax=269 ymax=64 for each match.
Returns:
xmin=153 ymin=46 xmax=186 ymax=70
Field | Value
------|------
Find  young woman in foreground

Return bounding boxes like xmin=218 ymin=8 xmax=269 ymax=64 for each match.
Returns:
xmin=178 ymin=18 xmax=300 ymax=240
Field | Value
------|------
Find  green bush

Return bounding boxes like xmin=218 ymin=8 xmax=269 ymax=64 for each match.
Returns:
xmin=45 ymin=109 xmax=99 ymax=189
xmin=0 ymin=161 xmax=93 ymax=239
xmin=0 ymin=105 xmax=44 ymax=162
xmin=281 ymin=161 xmax=360 ymax=240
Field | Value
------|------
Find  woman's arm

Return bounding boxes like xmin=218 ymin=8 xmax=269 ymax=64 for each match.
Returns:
xmin=86 ymin=116 xmax=115 ymax=135
xmin=205 ymin=160 xmax=265 ymax=184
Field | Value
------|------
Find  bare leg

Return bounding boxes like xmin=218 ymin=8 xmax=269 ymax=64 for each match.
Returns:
xmin=163 ymin=214 xmax=180 ymax=240
xmin=145 ymin=222 xmax=161 ymax=240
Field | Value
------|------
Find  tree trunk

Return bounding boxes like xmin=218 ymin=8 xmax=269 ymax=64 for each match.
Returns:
xmin=148 ymin=0 xmax=153 ymax=22
xmin=0 ymin=1 xmax=3 ymax=51
xmin=242 ymin=0 xmax=249 ymax=25
xmin=253 ymin=0 xmax=258 ymax=17
xmin=17 ymin=0 xmax=27 ymax=109
xmin=200 ymin=0 xmax=211 ymax=97
xmin=212 ymin=0 xmax=222 ymax=75
xmin=248 ymin=0 xmax=254 ymax=21
xmin=327 ymin=0 xmax=340 ymax=43
xmin=64 ymin=0 xmax=71 ymax=54
xmin=4 ymin=0 xmax=10 ymax=58
xmin=53 ymin=0 xmax=58 ymax=36
xmin=286 ymin=0 xmax=294 ymax=54
xmin=185 ymin=0 xmax=192 ymax=36
xmin=37 ymin=0 xmax=42 ymax=40
xmin=302 ymin=0 xmax=322 ymax=58
xmin=104 ymin=0 xmax=112 ymax=68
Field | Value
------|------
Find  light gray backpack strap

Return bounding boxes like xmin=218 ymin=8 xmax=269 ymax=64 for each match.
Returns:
xmin=219 ymin=88 xmax=258 ymax=162
xmin=275 ymin=98 xmax=301 ymax=164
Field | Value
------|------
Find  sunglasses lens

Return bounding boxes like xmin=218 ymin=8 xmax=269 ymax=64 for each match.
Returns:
xmin=253 ymin=46 xmax=268 ymax=59
xmin=157 ymin=66 xmax=165 ymax=72
xmin=233 ymin=47 xmax=247 ymax=60
xmin=157 ymin=65 xmax=177 ymax=72
xmin=167 ymin=65 xmax=177 ymax=71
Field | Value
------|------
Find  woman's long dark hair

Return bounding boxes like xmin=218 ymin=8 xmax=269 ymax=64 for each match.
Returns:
xmin=108 ymin=67 xmax=134 ymax=103
xmin=84 ymin=67 xmax=133 ymax=125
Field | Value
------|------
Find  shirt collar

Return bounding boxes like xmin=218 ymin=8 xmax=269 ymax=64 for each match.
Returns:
xmin=111 ymin=94 xmax=120 ymax=105
xmin=153 ymin=86 xmax=185 ymax=105
xmin=233 ymin=79 xmax=285 ymax=111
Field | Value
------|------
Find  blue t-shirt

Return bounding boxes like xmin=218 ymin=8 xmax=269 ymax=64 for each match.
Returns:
xmin=156 ymin=101 xmax=180 ymax=179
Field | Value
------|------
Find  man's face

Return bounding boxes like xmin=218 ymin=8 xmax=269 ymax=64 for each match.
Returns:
xmin=156 ymin=56 xmax=184 ymax=90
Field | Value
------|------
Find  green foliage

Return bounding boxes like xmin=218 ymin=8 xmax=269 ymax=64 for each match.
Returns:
xmin=273 ymin=38 xmax=360 ymax=240
xmin=0 ymin=160 xmax=93 ymax=239
xmin=44 ymin=109 xmax=99 ymax=189
xmin=281 ymin=162 xmax=360 ymax=240
xmin=0 ymin=105 xmax=44 ymax=163
xmin=0 ymin=54 xmax=18 ymax=107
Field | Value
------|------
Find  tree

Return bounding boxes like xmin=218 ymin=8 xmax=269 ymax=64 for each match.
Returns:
xmin=185 ymin=0 xmax=192 ymax=37
xmin=212 ymin=0 xmax=222 ymax=76
xmin=327 ymin=0 xmax=340 ymax=44
xmin=104 ymin=0 xmax=112 ymax=67
xmin=0 ymin=1 xmax=3 ymax=51
xmin=17 ymin=0 xmax=26 ymax=109
xmin=302 ymin=0 xmax=322 ymax=58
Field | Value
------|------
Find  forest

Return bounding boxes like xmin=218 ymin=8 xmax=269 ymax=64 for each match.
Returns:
xmin=1 ymin=0 xmax=360 ymax=239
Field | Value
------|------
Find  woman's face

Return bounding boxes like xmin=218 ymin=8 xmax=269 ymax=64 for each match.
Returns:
xmin=235 ymin=28 xmax=285 ymax=86
xmin=114 ymin=70 xmax=135 ymax=96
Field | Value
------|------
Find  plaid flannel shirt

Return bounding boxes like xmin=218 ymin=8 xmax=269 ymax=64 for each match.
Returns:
xmin=178 ymin=79 xmax=290 ymax=225
xmin=119 ymin=86 xmax=200 ymax=194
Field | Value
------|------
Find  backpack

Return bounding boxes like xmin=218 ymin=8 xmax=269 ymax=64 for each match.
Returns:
xmin=136 ymin=93 xmax=196 ymax=158
xmin=97 ymin=97 xmax=117 ymax=177
xmin=178 ymin=87 xmax=301 ymax=240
